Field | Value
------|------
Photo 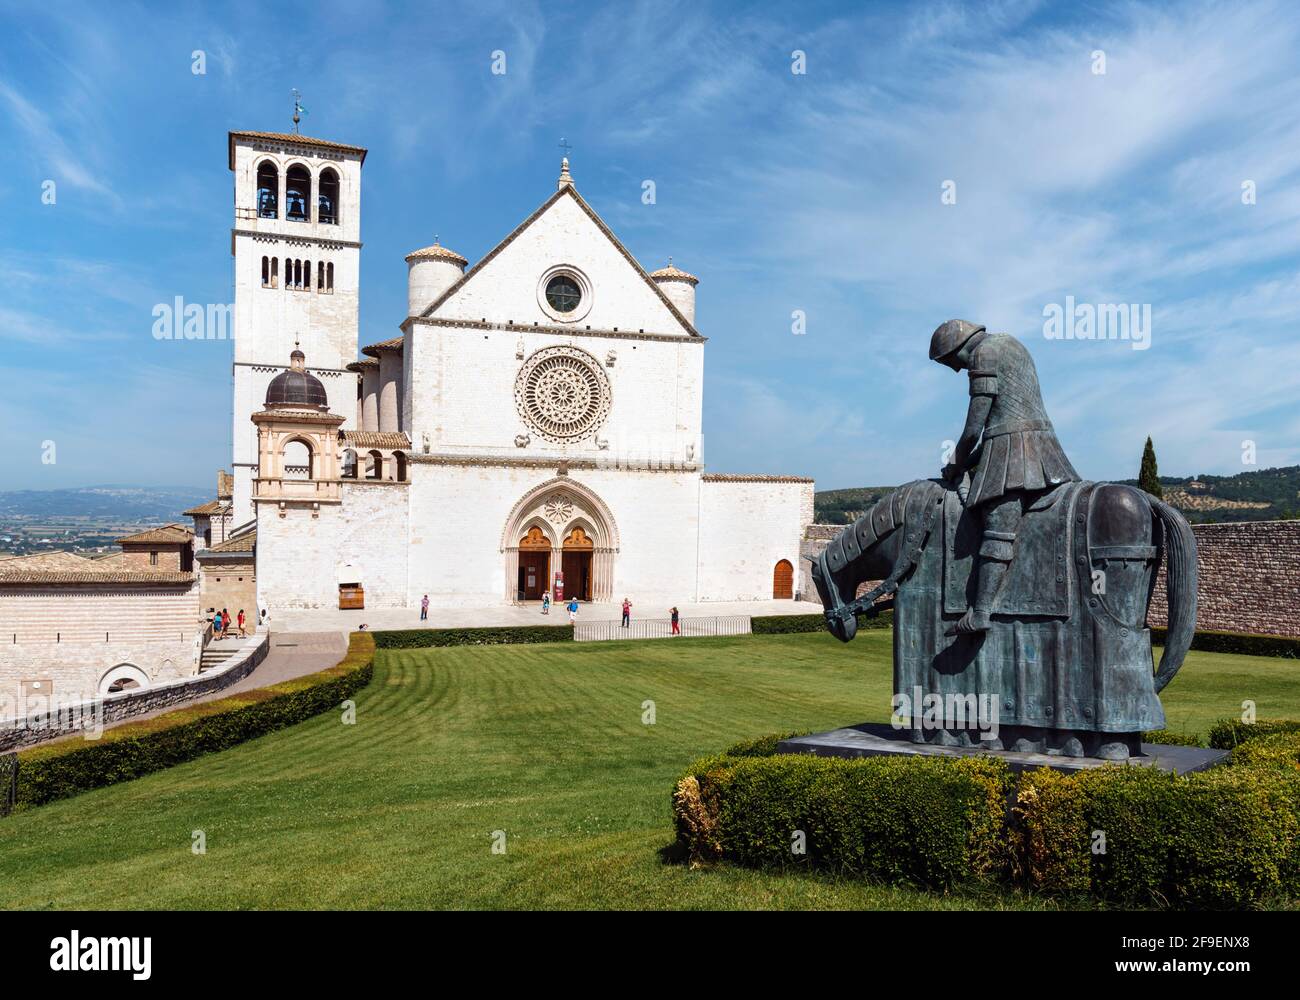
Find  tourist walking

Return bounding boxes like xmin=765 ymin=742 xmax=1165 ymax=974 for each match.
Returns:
xmin=237 ymin=609 xmax=247 ymax=637
xmin=420 ymin=594 xmax=429 ymax=621
xmin=541 ymin=592 xmax=551 ymax=615
xmin=213 ymin=609 xmax=223 ymax=637
xmin=567 ymin=597 xmax=579 ymax=624
xmin=670 ymin=606 xmax=680 ymax=635
xmin=621 ymin=597 xmax=632 ymax=628
xmin=221 ymin=609 xmax=230 ymax=640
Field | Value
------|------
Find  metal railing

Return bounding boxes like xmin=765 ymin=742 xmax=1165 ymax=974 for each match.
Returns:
xmin=573 ymin=615 xmax=752 ymax=642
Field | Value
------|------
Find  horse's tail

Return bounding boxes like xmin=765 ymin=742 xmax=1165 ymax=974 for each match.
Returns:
xmin=1147 ymin=493 xmax=1198 ymax=693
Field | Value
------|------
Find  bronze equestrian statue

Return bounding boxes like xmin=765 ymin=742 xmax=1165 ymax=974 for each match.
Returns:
xmin=811 ymin=320 xmax=1197 ymax=761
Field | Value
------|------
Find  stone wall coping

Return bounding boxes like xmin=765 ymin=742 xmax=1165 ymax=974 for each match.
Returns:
xmin=0 ymin=633 xmax=270 ymax=751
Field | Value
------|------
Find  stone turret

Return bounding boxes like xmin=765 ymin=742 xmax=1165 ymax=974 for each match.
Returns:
xmin=649 ymin=258 xmax=698 ymax=327
xmin=405 ymin=239 xmax=468 ymax=317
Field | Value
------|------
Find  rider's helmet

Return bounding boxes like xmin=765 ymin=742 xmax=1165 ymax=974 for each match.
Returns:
xmin=928 ymin=319 xmax=986 ymax=363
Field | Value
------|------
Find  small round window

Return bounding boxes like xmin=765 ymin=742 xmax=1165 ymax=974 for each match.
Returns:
xmin=545 ymin=274 xmax=582 ymax=313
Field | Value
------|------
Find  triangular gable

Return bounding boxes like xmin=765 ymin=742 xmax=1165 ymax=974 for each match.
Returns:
xmin=419 ymin=186 xmax=699 ymax=337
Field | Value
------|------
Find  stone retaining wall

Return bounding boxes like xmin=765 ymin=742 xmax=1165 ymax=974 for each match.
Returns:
xmin=0 ymin=633 xmax=270 ymax=752
xmin=1148 ymin=520 xmax=1300 ymax=638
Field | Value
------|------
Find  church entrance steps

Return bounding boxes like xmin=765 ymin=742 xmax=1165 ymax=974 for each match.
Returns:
xmin=199 ymin=634 xmax=262 ymax=673
xmin=574 ymin=615 xmax=751 ymax=642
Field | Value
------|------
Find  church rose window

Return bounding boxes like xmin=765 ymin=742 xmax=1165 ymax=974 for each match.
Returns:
xmin=545 ymin=274 xmax=581 ymax=312
xmin=515 ymin=346 xmax=612 ymax=442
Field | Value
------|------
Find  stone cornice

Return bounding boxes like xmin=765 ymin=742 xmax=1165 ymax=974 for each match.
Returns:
xmin=251 ymin=409 xmax=346 ymax=426
xmin=702 ymin=473 xmax=815 ymax=484
xmin=232 ymin=228 xmax=362 ymax=250
xmin=407 ymin=453 xmax=702 ymax=473
xmin=401 ymin=315 xmax=706 ymax=345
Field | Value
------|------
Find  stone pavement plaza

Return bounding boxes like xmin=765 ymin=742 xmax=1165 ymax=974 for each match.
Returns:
xmin=268 ymin=599 xmax=825 ymax=636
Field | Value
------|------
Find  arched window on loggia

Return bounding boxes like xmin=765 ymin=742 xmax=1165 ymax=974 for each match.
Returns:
xmin=283 ymin=438 xmax=313 ymax=480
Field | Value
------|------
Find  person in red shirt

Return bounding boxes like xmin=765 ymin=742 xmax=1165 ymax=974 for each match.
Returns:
xmin=621 ymin=598 xmax=632 ymax=628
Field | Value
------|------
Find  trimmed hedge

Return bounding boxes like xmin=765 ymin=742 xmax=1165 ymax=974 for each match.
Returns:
xmin=1014 ymin=763 xmax=1300 ymax=908
xmin=1208 ymin=717 xmax=1300 ymax=750
xmin=751 ymin=608 xmax=894 ymax=635
xmin=372 ymin=624 xmax=573 ymax=649
xmin=674 ymin=750 xmax=1011 ymax=888
xmin=9 ymin=632 xmax=375 ymax=812
xmin=1229 ymin=731 xmax=1300 ymax=771
xmin=678 ymin=723 xmax=1300 ymax=908
xmin=1142 ymin=728 xmax=1205 ymax=748
xmin=1152 ymin=626 xmax=1299 ymax=659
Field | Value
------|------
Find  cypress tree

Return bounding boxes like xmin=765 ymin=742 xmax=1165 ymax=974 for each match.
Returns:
xmin=1139 ymin=436 xmax=1163 ymax=498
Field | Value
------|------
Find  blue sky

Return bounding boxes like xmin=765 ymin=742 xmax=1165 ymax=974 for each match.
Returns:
xmin=1 ymin=0 xmax=1297 ymax=492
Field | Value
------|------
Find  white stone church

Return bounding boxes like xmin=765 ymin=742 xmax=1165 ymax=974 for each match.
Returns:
xmin=228 ymin=129 xmax=812 ymax=610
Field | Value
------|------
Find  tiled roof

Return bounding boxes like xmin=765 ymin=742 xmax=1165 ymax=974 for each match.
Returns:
xmin=0 ymin=569 xmax=195 ymax=585
xmin=228 ymin=131 xmax=368 ymax=168
xmin=183 ymin=500 xmax=232 ymax=517
xmin=360 ymin=336 xmax=404 ymax=357
xmin=701 ymin=473 xmax=815 ymax=483
xmin=405 ymin=242 xmax=468 ymax=265
xmin=341 ymin=431 xmax=412 ymax=450
xmin=0 ymin=551 xmax=95 ymax=571
xmin=207 ymin=528 xmax=256 ymax=554
xmin=217 ymin=470 xmax=234 ymax=500
xmin=116 ymin=524 xmax=194 ymax=545
xmin=649 ymin=262 xmax=698 ymax=284
xmin=346 ymin=358 xmax=379 ymax=371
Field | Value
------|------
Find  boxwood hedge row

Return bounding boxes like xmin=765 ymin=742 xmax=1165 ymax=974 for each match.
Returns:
xmin=675 ymin=748 xmax=1011 ymax=889
xmin=675 ymin=723 xmax=1300 ymax=908
xmin=371 ymin=624 xmax=574 ymax=648
xmin=750 ymin=608 xmax=894 ymax=635
xmin=7 ymin=632 xmax=375 ymax=813
xmin=1151 ymin=626 xmax=1299 ymax=659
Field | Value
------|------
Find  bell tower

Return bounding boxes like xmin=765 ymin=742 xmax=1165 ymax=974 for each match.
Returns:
xmin=227 ymin=126 xmax=367 ymax=522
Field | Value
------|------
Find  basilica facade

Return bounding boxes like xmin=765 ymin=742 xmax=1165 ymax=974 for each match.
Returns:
xmin=228 ymin=130 xmax=812 ymax=610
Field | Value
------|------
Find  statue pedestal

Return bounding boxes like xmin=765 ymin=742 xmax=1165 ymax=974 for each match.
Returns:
xmin=777 ymin=722 xmax=1228 ymax=776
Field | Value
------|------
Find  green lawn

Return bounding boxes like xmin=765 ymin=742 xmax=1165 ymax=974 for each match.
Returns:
xmin=0 ymin=631 xmax=1296 ymax=910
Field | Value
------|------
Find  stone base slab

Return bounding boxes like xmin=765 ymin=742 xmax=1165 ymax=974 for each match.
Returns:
xmin=776 ymin=722 xmax=1229 ymax=775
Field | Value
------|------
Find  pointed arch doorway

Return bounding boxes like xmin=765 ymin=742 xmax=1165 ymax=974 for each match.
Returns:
xmin=518 ymin=526 xmax=552 ymax=600
xmin=502 ymin=478 xmax=619 ymax=603
xmin=561 ymin=526 xmax=595 ymax=601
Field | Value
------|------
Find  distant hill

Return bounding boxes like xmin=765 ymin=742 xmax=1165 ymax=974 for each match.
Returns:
xmin=815 ymin=466 xmax=1300 ymax=525
xmin=0 ymin=486 xmax=211 ymax=523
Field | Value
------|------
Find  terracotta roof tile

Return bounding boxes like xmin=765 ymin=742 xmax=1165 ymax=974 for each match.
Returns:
xmin=0 ymin=551 xmax=95 ymax=571
xmin=207 ymin=528 xmax=256 ymax=554
xmin=360 ymin=336 xmax=404 ymax=357
xmin=0 ymin=570 xmax=195 ymax=585
xmin=116 ymin=524 xmax=194 ymax=545
xmin=228 ymin=131 xmax=367 ymax=168
xmin=649 ymin=262 xmax=699 ymax=284
xmin=701 ymin=473 xmax=815 ymax=483
xmin=341 ymin=431 xmax=412 ymax=450
xmin=183 ymin=500 xmax=232 ymax=517
xmin=405 ymin=243 xmax=468 ymax=265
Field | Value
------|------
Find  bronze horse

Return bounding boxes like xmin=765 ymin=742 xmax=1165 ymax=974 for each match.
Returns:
xmin=810 ymin=477 xmax=1197 ymax=760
